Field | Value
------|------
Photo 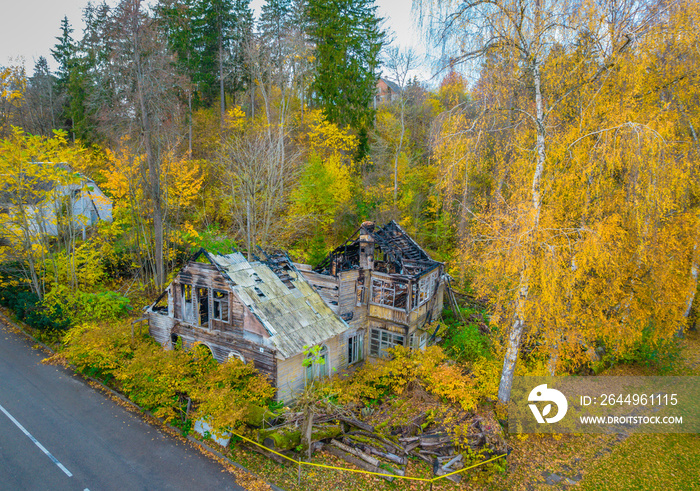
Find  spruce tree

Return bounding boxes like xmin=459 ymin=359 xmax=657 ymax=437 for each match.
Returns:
xmin=306 ymin=0 xmax=385 ymax=154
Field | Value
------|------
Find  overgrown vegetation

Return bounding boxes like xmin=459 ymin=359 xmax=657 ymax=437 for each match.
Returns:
xmin=62 ymin=320 xmax=275 ymax=430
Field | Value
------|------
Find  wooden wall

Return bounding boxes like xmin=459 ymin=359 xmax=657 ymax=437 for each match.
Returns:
xmin=172 ymin=323 xmax=277 ymax=382
xmin=148 ymin=312 xmax=175 ymax=346
xmin=171 ymin=262 xmax=247 ymax=331
xmin=275 ymin=332 xmax=346 ymax=403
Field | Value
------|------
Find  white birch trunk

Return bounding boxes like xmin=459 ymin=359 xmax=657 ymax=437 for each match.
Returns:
xmin=497 ymin=57 xmax=546 ymax=403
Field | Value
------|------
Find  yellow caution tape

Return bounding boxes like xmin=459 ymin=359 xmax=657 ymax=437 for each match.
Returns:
xmin=230 ymin=431 xmax=506 ymax=483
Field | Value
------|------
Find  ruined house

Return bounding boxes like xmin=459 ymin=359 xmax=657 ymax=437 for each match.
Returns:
xmin=297 ymin=220 xmax=445 ymax=361
xmin=146 ymin=249 xmax=351 ymax=402
xmin=146 ymin=221 xmax=445 ymax=402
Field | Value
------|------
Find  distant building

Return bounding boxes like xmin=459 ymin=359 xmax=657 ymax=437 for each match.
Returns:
xmin=0 ymin=162 xmax=112 ymax=240
xmin=375 ymin=78 xmax=402 ymax=106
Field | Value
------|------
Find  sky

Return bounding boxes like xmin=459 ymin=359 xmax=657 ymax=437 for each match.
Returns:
xmin=0 ymin=0 xmax=431 ymax=80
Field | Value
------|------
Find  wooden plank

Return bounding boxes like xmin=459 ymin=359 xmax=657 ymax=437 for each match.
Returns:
xmin=330 ymin=440 xmax=381 ymax=467
xmin=323 ymin=446 xmax=394 ymax=482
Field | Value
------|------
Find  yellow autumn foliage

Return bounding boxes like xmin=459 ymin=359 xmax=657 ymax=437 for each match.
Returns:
xmin=331 ymin=345 xmax=480 ymax=411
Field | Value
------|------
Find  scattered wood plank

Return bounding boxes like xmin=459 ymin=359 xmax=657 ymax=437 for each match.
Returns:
xmin=330 ymin=440 xmax=381 ymax=468
xmin=443 ymin=454 xmax=463 ymax=469
xmin=410 ymin=450 xmax=434 ymax=466
xmin=346 ymin=430 xmax=405 ymax=455
xmin=365 ymin=447 xmax=407 ymax=466
xmin=405 ymin=441 xmax=420 ymax=453
xmin=435 ymin=467 xmax=462 ymax=483
xmin=324 ymin=446 xmax=394 ymax=482
xmin=337 ymin=416 xmax=375 ymax=433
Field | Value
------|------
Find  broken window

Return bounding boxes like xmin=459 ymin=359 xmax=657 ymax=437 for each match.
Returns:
xmin=356 ymin=273 xmax=365 ymax=306
xmin=305 ymin=345 xmax=329 ymax=383
xmin=197 ymin=287 xmax=209 ymax=327
xmin=413 ymin=270 xmax=439 ymax=309
xmin=181 ymin=284 xmax=194 ymax=323
xmin=369 ymin=328 xmax=404 ymax=358
xmin=348 ymin=332 xmax=363 ymax=364
xmin=212 ymin=290 xmax=229 ymax=322
xmin=371 ymin=277 xmax=408 ymax=310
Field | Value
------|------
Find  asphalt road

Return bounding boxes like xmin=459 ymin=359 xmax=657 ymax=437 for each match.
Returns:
xmin=0 ymin=320 xmax=245 ymax=491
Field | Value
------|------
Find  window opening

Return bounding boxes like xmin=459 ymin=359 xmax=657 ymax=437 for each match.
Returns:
xmin=348 ymin=332 xmax=363 ymax=364
xmin=197 ymin=287 xmax=209 ymax=327
xmin=369 ymin=328 xmax=405 ymax=358
xmin=305 ymin=345 xmax=329 ymax=383
xmin=212 ymin=290 xmax=229 ymax=322
xmin=181 ymin=284 xmax=194 ymax=323
xmin=371 ymin=278 xmax=408 ymax=310
xmin=356 ymin=273 xmax=365 ymax=306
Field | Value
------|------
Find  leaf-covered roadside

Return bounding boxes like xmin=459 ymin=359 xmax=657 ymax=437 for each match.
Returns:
xmin=62 ymin=320 xmax=275 ymax=430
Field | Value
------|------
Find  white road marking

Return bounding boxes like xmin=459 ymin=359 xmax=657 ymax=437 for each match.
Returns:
xmin=0 ymin=402 xmax=73 ymax=477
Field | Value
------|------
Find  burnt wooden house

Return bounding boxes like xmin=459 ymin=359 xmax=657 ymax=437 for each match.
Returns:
xmin=146 ymin=221 xmax=444 ymax=401
xmin=146 ymin=249 xmax=351 ymax=402
xmin=296 ymin=221 xmax=445 ymax=361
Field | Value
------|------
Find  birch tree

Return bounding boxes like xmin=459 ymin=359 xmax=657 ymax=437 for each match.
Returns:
xmin=422 ymin=0 xmax=700 ymax=401
xmin=417 ymin=0 xmax=584 ymax=402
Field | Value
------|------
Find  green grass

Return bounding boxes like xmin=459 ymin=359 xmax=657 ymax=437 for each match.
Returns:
xmin=581 ymin=433 xmax=700 ymax=490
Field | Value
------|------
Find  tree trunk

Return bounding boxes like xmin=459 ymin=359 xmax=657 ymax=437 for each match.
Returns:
xmin=498 ymin=278 xmax=528 ymax=402
xmin=219 ymin=34 xmax=225 ymax=127
xmin=188 ymin=91 xmax=193 ymax=158
xmin=133 ymin=4 xmax=164 ymax=289
xmin=680 ymin=240 xmax=699 ymax=335
xmin=497 ymin=56 xmax=546 ymax=403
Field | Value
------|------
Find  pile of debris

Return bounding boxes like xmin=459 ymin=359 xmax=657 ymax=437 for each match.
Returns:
xmin=252 ymin=401 xmax=507 ymax=483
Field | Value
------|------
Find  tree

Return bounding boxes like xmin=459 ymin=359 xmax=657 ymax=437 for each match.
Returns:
xmin=194 ymin=0 xmax=253 ymax=120
xmin=51 ymin=16 xmax=76 ymax=90
xmin=307 ymin=0 xmax=385 ymax=153
xmin=417 ymin=0 xmax=582 ymax=401
xmin=420 ymin=0 xmax=700 ymax=401
xmin=217 ymin=109 xmax=299 ymax=258
xmin=100 ymin=0 xmax=188 ymax=289
xmin=22 ymin=58 xmax=58 ymax=136
xmin=381 ymin=45 xmax=420 ymax=204
xmin=258 ymin=0 xmax=293 ymax=72
xmin=0 ymin=62 xmax=27 ymax=136
xmin=0 ymin=128 xmax=87 ymax=298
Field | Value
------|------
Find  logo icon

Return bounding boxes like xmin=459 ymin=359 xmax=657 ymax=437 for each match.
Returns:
xmin=528 ymin=384 xmax=568 ymax=424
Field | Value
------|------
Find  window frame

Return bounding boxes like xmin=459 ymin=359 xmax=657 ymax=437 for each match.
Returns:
xmin=369 ymin=328 xmax=405 ymax=358
xmin=305 ymin=345 xmax=329 ymax=383
xmin=347 ymin=332 xmax=363 ymax=365
xmin=212 ymin=289 xmax=230 ymax=322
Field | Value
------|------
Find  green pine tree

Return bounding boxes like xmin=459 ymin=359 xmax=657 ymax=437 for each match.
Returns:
xmin=306 ymin=0 xmax=385 ymax=156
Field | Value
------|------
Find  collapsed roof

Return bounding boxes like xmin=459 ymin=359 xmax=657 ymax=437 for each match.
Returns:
xmin=314 ymin=220 xmax=441 ymax=277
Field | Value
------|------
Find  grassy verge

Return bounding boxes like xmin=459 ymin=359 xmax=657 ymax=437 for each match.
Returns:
xmin=581 ymin=433 xmax=700 ymax=490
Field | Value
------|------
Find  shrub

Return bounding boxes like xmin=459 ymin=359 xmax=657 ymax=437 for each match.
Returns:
xmin=43 ymin=286 xmax=132 ymax=326
xmin=0 ymin=287 xmax=71 ymax=332
xmin=444 ymin=323 xmax=492 ymax=362
xmin=331 ymin=345 xmax=478 ymax=411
